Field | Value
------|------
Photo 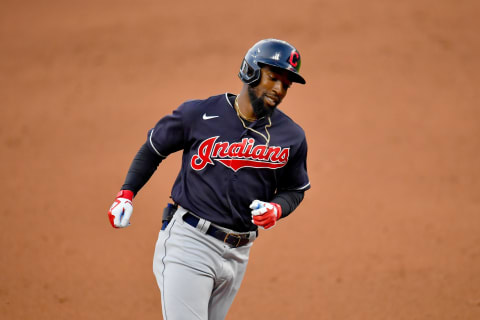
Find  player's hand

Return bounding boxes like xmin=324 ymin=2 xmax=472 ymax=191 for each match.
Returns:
xmin=108 ymin=190 xmax=134 ymax=228
xmin=249 ymin=200 xmax=282 ymax=230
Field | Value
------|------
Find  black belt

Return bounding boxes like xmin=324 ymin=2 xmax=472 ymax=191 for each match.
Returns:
xmin=183 ymin=212 xmax=255 ymax=248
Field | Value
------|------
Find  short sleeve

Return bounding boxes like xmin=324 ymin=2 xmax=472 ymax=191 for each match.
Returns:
xmin=146 ymin=105 xmax=186 ymax=158
xmin=278 ymin=136 xmax=310 ymax=191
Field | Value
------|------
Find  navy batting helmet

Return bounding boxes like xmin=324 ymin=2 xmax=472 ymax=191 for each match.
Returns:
xmin=238 ymin=39 xmax=306 ymax=85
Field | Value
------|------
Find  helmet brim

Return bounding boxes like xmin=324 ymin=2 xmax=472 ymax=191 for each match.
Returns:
xmin=258 ymin=62 xmax=306 ymax=85
xmin=288 ymin=72 xmax=306 ymax=85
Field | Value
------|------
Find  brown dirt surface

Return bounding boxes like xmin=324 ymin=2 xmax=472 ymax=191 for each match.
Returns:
xmin=1 ymin=0 xmax=480 ymax=319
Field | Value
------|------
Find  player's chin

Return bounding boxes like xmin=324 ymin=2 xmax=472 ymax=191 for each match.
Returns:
xmin=252 ymin=96 xmax=275 ymax=118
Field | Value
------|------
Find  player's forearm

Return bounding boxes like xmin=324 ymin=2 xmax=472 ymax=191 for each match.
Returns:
xmin=271 ymin=190 xmax=305 ymax=218
xmin=121 ymin=143 xmax=163 ymax=195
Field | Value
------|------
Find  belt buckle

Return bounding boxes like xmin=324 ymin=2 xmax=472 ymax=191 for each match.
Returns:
xmin=224 ymin=233 xmax=242 ymax=247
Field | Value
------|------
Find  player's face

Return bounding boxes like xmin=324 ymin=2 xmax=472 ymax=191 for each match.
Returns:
xmin=248 ymin=66 xmax=292 ymax=118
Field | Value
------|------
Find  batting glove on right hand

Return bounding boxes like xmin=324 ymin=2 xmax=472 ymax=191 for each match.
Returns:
xmin=249 ymin=200 xmax=282 ymax=230
xmin=108 ymin=190 xmax=134 ymax=228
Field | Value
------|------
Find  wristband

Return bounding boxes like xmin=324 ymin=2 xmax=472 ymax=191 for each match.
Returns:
xmin=117 ymin=190 xmax=134 ymax=201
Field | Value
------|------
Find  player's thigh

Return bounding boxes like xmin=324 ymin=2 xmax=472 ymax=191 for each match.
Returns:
xmin=208 ymin=249 xmax=251 ymax=320
xmin=152 ymin=219 xmax=216 ymax=319
xmin=162 ymin=261 xmax=214 ymax=320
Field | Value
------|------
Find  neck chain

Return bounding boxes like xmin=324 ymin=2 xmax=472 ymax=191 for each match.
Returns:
xmin=234 ymin=96 xmax=271 ymax=146
xmin=234 ymin=96 xmax=257 ymax=121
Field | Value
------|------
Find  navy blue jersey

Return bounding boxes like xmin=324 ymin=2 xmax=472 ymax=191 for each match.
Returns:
xmin=147 ymin=93 xmax=310 ymax=231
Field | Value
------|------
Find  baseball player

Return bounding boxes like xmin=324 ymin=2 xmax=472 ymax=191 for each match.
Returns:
xmin=107 ymin=38 xmax=310 ymax=320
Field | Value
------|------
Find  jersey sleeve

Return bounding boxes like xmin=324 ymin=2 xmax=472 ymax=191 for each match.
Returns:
xmin=278 ymin=136 xmax=310 ymax=192
xmin=147 ymin=103 xmax=187 ymax=158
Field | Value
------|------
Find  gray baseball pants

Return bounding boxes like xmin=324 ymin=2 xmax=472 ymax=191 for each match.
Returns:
xmin=153 ymin=206 xmax=256 ymax=320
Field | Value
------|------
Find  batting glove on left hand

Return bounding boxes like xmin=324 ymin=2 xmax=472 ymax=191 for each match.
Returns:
xmin=249 ymin=200 xmax=282 ymax=230
xmin=108 ymin=190 xmax=134 ymax=228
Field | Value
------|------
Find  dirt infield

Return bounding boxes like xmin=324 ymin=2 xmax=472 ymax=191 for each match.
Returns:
xmin=1 ymin=0 xmax=479 ymax=319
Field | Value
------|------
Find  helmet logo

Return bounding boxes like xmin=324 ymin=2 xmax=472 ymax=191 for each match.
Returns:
xmin=288 ymin=51 xmax=300 ymax=68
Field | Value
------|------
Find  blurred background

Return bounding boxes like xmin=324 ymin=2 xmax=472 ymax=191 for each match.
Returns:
xmin=1 ymin=0 xmax=479 ymax=319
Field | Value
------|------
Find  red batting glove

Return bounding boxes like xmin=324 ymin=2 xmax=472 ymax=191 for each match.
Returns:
xmin=108 ymin=190 xmax=134 ymax=228
xmin=249 ymin=200 xmax=282 ymax=230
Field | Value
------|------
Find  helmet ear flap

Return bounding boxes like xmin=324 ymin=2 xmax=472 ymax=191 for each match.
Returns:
xmin=241 ymin=60 xmax=254 ymax=78
xmin=239 ymin=59 xmax=261 ymax=85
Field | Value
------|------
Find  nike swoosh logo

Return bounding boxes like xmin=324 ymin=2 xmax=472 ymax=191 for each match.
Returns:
xmin=203 ymin=113 xmax=219 ymax=120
